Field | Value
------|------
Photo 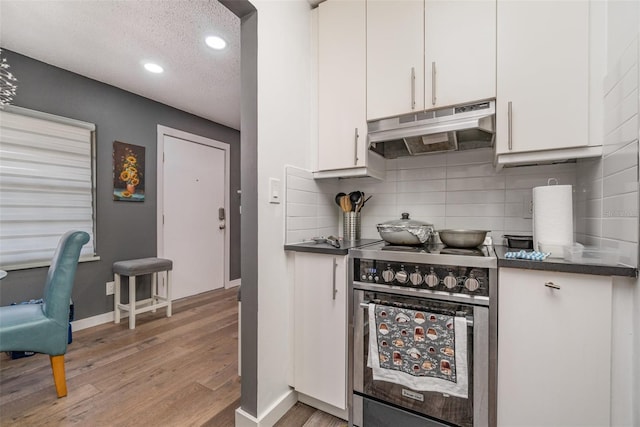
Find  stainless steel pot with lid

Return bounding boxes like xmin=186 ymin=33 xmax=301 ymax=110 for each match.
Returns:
xmin=377 ymin=213 xmax=435 ymax=245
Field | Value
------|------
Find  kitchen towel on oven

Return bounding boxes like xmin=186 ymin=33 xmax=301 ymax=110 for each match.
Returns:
xmin=368 ymin=303 xmax=468 ymax=398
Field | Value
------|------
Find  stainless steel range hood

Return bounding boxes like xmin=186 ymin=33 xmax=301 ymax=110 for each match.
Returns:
xmin=368 ymin=100 xmax=495 ymax=159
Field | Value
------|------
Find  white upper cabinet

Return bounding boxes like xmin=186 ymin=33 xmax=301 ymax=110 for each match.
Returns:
xmin=495 ymin=1 xmax=594 ymax=159
xmin=316 ymin=0 xmax=385 ymax=179
xmin=424 ymin=0 xmax=496 ymax=109
xmin=367 ymin=0 xmax=425 ymax=120
xmin=317 ymin=0 xmax=366 ymax=171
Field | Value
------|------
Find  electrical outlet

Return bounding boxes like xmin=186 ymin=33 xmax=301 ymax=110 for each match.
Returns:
xmin=106 ymin=281 xmax=115 ymax=295
xmin=523 ymin=194 xmax=533 ymax=219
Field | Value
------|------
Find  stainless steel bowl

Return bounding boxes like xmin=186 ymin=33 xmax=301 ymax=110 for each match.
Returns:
xmin=438 ymin=229 xmax=488 ymax=248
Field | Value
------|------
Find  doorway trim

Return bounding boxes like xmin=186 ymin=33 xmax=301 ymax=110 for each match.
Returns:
xmin=156 ymin=124 xmax=232 ymax=289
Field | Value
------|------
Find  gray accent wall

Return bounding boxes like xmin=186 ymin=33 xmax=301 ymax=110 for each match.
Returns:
xmin=219 ymin=0 xmax=259 ymax=418
xmin=0 ymin=49 xmax=241 ymax=319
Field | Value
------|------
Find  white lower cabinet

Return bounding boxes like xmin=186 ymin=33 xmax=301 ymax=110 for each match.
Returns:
xmin=497 ymin=268 xmax=612 ymax=426
xmin=293 ymin=252 xmax=347 ymax=410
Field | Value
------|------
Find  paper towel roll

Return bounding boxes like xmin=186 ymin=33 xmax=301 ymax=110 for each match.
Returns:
xmin=533 ymin=184 xmax=573 ymax=256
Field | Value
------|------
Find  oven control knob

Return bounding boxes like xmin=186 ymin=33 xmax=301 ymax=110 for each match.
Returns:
xmin=465 ymin=277 xmax=480 ymax=292
xmin=409 ymin=270 xmax=423 ymax=286
xmin=382 ymin=269 xmax=395 ymax=283
xmin=361 ymin=274 xmax=367 ymax=281
xmin=425 ymin=272 xmax=439 ymax=288
xmin=374 ymin=276 xmax=379 ymax=282
xmin=395 ymin=270 xmax=408 ymax=284
xmin=443 ymin=273 xmax=458 ymax=289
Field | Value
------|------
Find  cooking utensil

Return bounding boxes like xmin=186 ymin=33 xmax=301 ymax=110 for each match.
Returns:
xmin=335 ymin=192 xmax=346 ymax=208
xmin=358 ymin=195 xmax=372 ymax=212
xmin=376 ymin=213 xmax=434 ymax=245
xmin=349 ymin=191 xmax=362 ymax=212
xmin=438 ymin=229 xmax=488 ymax=248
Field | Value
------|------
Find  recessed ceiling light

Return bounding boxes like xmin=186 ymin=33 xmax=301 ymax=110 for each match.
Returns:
xmin=144 ymin=63 xmax=164 ymax=73
xmin=205 ymin=36 xmax=227 ymax=50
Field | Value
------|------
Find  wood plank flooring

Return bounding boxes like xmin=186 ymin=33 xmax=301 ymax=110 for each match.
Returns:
xmin=0 ymin=287 xmax=345 ymax=427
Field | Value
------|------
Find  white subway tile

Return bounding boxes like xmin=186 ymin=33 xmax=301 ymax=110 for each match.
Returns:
xmin=403 ymin=205 xmax=446 ymax=219
xmin=603 ymin=166 xmax=638 ymax=197
xmin=287 ymin=217 xmax=318 ymax=231
xmin=396 ymin=167 xmax=446 ymax=181
xmin=287 ymin=174 xmax=318 ymax=192
xmin=601 ymin=238 xmax=638 ymax=267
xmin=286 ymin=165 xmax=313 ymax=179
xmin=445 ymin=203 xmax=504 ymax=217
xmin=506 ymin=172 xmax=576 ymax=190
xmin=446 ymin=163 xmax=497 ymax=179
xmin=287 ymin=188 xmax=316 ymax=205
xmin=604 ymin=116 xmax=638 ymax=153
xmin=504 ymin=202 xmax=523 ymax=218
xmin=446 ymin=148 xmax=493 ymax=166
xmin=449 ymin=190 xmax=506 ymax=204
xmin=446 ymin=176 xmax=505 ymax=191
xmin=504 ymin=162 xmax=576 ymax=177
xmin=444 ymin=216 xmax=504 ymax=232
xmin=397 ymin=179 xmax=446 ymax=192
xmin=503 ymin=217 xmax=533 ymax=234
xmin=397 ymin=191 xmax=446 ymax=205
xmin=395 ymin=153 xmax=447 ymax=169
xmin=603 ymin=140 xmax=639 ymax=177
xmin=287 ymin=203 xmax=316 ymax=217
xmin=603 ymin=192 xmax=639 ymax=219
xmin=602 ymin=217 xmax=638 ymax=242
xmin=604 ymin=88 xmax=638 ymax=137
xmin=505 ymin=189 xmax=530 ymax=203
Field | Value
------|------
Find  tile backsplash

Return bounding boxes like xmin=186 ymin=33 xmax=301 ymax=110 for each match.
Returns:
xmin=285 ymin=149 xmax=579 ymax=247
xmin=340 ymin=148 xmax=576 ymax=245
xmin=576 ymin=37 xmax=639 ymax=268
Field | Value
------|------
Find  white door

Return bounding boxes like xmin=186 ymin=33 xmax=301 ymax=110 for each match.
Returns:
xmin=163 ymin=135 xmax=226 ymax=299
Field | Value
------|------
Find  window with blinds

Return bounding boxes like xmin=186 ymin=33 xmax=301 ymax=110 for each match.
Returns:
xmin=0 ymin=106 xmax=96 ymax=269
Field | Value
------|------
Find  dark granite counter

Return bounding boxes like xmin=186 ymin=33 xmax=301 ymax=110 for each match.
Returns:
xmin=495 ymin=245 xmax=637 ymax=278
xmin=284 ymin=239 xmax=382 ymax=256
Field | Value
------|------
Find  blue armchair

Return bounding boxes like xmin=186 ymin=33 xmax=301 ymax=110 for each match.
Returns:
xmin=0 ymin=230 xmax=90 ymax=398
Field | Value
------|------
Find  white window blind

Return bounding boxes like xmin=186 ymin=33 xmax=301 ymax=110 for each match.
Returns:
xmin=0 ymin=106 xmax=96 ymax=269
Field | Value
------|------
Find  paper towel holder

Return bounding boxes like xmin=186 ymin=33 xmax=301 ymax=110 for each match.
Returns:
xmin=547 ymin=178 xmax=559 ymax=185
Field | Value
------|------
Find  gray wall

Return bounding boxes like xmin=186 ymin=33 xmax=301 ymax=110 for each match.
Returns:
xmin=0 ymin=49 xmax=241 ymax=320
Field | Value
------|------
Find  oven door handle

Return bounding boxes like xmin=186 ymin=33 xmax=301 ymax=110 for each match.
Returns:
xmin=362 ymin=302 xmax=475 ymax=326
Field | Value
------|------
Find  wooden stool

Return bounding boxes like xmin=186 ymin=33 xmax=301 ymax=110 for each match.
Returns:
xmin=113 ymin=257 xmax=173 ymax=329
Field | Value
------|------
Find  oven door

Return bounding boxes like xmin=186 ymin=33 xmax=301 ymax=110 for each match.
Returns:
xmin=351 ymin=288 xmax=489 ymax=427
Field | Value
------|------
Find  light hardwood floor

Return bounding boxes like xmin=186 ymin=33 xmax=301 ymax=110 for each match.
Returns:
xmin=0 ymin=287 xmax=345 ymax=426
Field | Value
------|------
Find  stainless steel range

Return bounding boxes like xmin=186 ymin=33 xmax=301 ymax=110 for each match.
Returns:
xmin=348 ymin=242 xmax=497 ymax=427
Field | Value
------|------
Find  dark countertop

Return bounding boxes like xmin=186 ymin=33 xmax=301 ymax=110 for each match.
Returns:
xmin=495 ymin=245 xmax=637 ymax=278
xmin=284 ymin=238 xmax=382 ymax=256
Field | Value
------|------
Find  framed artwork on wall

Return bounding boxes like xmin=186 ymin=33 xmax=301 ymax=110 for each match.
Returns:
xmin=113 ymin=141 xmax=145 ymax=202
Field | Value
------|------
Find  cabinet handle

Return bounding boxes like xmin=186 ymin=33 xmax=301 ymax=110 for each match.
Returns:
xmin=431 ymin=61 xmax=436 ymax=106
xmin=411 ymin=67 xmax=416 ymax=110
xmin=544 ymin=281 xmax=560 ymax=290
xmin=332 ymin=258 xmax=338 ymax=300
xmin=354 ymin=127 xmax=359 ymax=165
xmin=508 ymin=101 xmax=513 ymax=151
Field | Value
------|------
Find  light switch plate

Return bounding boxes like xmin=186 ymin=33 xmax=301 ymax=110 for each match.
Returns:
xmin=523 ymin=194 xmax=533 ymax=219
xmin=269 ymin=177 xmax=281 ymax=204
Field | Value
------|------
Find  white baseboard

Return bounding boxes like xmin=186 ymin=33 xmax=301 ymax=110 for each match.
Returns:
xmin=235 ymin=389 xmax=297 ymax=427
xmin=71 ymin=311 xmax=124 ymax=331
xmin=298 ymin=393 xmax=348 ymax=421
xmin=228 ymin=278 xmax=241 ymax=289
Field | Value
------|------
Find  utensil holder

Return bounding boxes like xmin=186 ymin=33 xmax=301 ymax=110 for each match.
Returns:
xmin=343 ymin=212 xmax=361 ymax=241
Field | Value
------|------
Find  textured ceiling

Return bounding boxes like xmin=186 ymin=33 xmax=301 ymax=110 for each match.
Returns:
xmin=0 ymin=0 xmax=241 ymax=130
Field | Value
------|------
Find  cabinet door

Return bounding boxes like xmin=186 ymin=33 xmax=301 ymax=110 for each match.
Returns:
xmin=367 ymin=0 xmax=424 ymax=120
xmin=294 ymin=253 xmax=347 ymax=409
xmin=495 ymin=1 xmax=589 ymax=155
xmin=425 ymin=0 xmax=496 ymax=108
xmin=318 ymin=0 xmax=367 ymax=171
xmin=497 ymin=268 xmax=612 ymax=426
